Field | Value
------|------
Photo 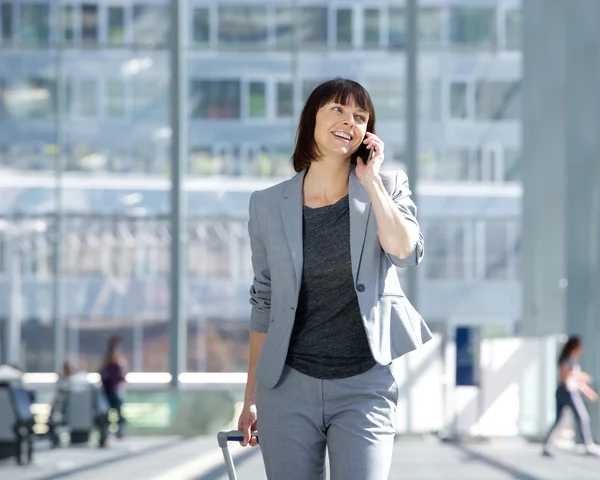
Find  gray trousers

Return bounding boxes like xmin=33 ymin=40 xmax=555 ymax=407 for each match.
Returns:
xmin=256 ymin=363 xmax=399 ymax=480
xmin=544 ymin=385 xmax=594 ymax=448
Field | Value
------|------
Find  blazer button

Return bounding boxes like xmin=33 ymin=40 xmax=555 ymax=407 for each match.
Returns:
xmin=356 ymin=284 xmax=365 ymax=292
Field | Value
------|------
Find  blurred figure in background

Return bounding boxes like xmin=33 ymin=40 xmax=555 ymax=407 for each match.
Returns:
xmin=100 ymin=336 xmax=128 ymax=439
xmin=542 ymin=335 xmax=598 ymax=457
xmin=48 ymin=361 xmax=74 ymax=447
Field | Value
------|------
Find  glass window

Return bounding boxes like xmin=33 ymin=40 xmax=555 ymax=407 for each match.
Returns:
xmin=450 ymin=7 xmax=496 ymax=49
xmin=302 ymin=79 xmax=323 ymax=102
xmin=336 ymin=8 xmax=352 ymax=48
xmin=276 ymin=82 xmax=293 ymax=118
xmin=444 ymin=148 xmax=471 ymax=181
xmin=450 ymin=82 xmax=468 ymax=119
xmin=108 ymin=7 xmax=125 ymax=46
xmin=218 ymin=6 xmax=268 ymax=47
xmin=475 ymin=80 xmax=520 ymax=121
xmin=191 ymin=80 xmax=240 ymax=119
xmin=132 ymin=78 xmax=168 ymax=121
xmin=363 ymin=79 xmax=403 ymax=120
xmin=275 ymin=8 xmax=294 ymax=49
xmin=132 ymin=5 xmax=169 ymax=47
xmin=193 ymin=7 xmax=210 ymax=45
xmin=504 ymin=8 xmax=521 ymax=51
xmin=419 ymin=8 xmax=443 ymax=48
xmin=79 ymin=79 xmax=98 ymax=117
xmin=1 ymin=3 xmax=12 ymax=45
xmin=248 ymin=81 xmax=266 ymax=118
xmin=298 ymin=7 xmax=327 ymax=48
xmin=106 ymin=80 xmax=125 ymax=117
xmin=3 ymin=78 xmax=55 ymax=118
xmin=81 ymin=4 xmax=98 ymax=45
xmin=485 ymin=222 xmax=508 ymax=279
xmin=363 ymin=8 xmax=379 ymax=48
xmin=389 ymin=7 xmax=405 ymax=50
xmin=61 ymin=5 xmax=76 ymax=45
xmin=504 ymin=148 xmax=520 ymax=182
xmin=420 ymin=79 xmax=441 ymax=121
xmin=20 ymin=3 xmax=50 ymax=46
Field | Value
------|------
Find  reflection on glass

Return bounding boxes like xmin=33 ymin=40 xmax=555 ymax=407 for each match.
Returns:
xmin=193 ymin=7 xmax=210 ymax=46
xmin=20 ymin=3 xmax=50 ymax=46
xmin=504 ymin=148 xmax=521 ymax=182
xmin=298 ymin=7 xmax=327 ymax=48
xmin=419 ymin=80 xmax=441 ymax=121
xmin=363 ymin=9 xmax=380 ymax=48
xmin=485 ymin=222 xmax=508 ymax=279
xmin=275 ymin=8 xmax=294 ymax=49
xmin=504 ymin=9 xmax=521 ymax=51
xmin=108 ymin=7 xmax=125 ymax=46
xmin=132 ymin=5 xmax=169 ymax=48
xmin=61 ymin=5 xmax=76 ymax=45
xmin=276 ymin=82 xmax=293 ymax=118
xmin=133 ymin=78 xmax=168 ymax=121
xmin=388 ymin=7 xmax=405 ymax=50
xmin=79 ymin=79 xmax=98 ymax=117
xmin=107 ymin=80 xmax=126 ymax=117
xmin=191 ymin=80 xmax=240 ymax=119
xmin=475 ymin=81 xmax=520 ymax=121
xmin=248 ymin=82 xmax=266 ymax=118
xmin=218 ymin=6 xmax=268 ymax=47
xmin=419 ymin=8 xmax=443 ymax=48
xmin=82 ymin=4 xmax=98 ymax=46
xmin=450 ymin=7 xmax=496 ymax=49
xmin=1 ymin=3 xmax=12 ymax=45
xmin=363 ymin=79 xmax=403 ymax=120
xmin=3 ymin=79 xmax=55 ymax=118
xmin=336 ymin=8 xmax=352 ymax=48
xmin=450 ymin=82 xmax=468 ymax=119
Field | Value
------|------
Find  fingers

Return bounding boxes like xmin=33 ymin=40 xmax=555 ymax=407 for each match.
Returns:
xmin=239 ymin=421 xmax=250 ymax=447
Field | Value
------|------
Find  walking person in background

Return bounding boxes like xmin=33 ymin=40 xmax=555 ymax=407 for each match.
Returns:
xmin=542 ymin=335 xmax=599 ymax=457
xmin=100 ymin=336 xmax=128 ymax=439
xmin=237 ymin=78 xmax=432 ymax=479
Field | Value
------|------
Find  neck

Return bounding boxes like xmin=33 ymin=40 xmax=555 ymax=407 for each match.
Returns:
xmin=303 ymin=158 xmax=351 ymax=198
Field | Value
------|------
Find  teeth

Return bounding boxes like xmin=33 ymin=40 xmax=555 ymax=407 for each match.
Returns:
xmin=333 ymin=132 xmax=351 ymax=140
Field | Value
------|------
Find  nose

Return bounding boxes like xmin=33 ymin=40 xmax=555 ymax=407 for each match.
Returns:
xmin=343 ymin=112 xmax=355 ymax=127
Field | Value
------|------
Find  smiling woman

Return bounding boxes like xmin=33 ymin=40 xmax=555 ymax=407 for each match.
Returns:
xmin=292 ymin=78 xmax=376 ymax=172
xmin=237 ymin=77 xmax=429 ymax=480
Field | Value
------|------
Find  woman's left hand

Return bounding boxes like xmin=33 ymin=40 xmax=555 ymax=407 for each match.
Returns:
xmin=356 ymin=132 xmax=384 ymax=183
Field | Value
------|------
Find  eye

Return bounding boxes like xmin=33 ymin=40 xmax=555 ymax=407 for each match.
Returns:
xmin=356 ymin=115 xmax=366 ymax=122
xmin=332 ymin=106 xmax=342 ymax=113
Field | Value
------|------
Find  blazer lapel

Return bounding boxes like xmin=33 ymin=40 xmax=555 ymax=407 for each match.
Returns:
xmin=349 ymin=169 xmax=372 ymax=283
xmin=280 ymin=170 xmax=306 ymax=300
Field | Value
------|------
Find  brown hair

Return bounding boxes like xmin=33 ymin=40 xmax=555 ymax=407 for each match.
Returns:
xmin=291 ymin=78 xmax=376 ymax=173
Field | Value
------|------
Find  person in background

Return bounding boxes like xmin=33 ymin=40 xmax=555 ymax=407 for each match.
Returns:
xmin=100 ymin=336 xmax=128 ymax=438
xmin=542 ymin=335 xmax=599 ymax=457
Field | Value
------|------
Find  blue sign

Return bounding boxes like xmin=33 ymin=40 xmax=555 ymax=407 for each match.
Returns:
xmin=455 ymin=326 xmax=480 ymax=387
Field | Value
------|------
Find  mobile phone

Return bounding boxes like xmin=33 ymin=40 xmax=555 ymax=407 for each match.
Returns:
xmin=353 ymin=134 xmax=373 ymax=165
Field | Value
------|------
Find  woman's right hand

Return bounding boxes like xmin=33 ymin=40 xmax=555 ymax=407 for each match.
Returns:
xmin=237 ymin=403 xmax=259 ymax=447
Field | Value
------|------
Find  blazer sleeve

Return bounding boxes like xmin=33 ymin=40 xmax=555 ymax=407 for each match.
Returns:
xmin=248 ymin=191 xmax=272 ymax=332
xmin=386 ymin=171 xmax=425 ymax=267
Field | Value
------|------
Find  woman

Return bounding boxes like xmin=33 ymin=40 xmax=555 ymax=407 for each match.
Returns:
xmin=99 ymin=336 xmax=128 ymax=438
xmin=238 ymin=78 xmax=432 ymax=479
xmin=542 ymin=335 xmax=598 ymax=457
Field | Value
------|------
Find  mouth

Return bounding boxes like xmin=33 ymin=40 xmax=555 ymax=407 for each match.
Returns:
xmin=331 ymin=131 xmax=353 ymax=143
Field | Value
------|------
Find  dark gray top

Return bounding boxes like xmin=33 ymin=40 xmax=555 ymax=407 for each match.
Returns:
xmin=285 ymin=194 xmax=376 ymax=379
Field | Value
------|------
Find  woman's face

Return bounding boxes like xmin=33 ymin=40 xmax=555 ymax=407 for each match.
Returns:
xmin=572 ymin=345 xmax=583 ymax=358
xmin=313 ymin=98 xmax=369 ymax=160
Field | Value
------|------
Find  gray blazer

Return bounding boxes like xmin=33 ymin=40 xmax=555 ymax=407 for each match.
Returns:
xmin=248 ymin=167 xmax=432 ymax=389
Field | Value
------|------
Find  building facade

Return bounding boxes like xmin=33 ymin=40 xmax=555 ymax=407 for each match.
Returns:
xmin=0 ymin=0 xmax=522 ymax=373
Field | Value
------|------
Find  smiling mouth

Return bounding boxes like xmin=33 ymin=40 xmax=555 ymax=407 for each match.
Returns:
xmin=332 ymin=131 xmax=353 ymax=142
